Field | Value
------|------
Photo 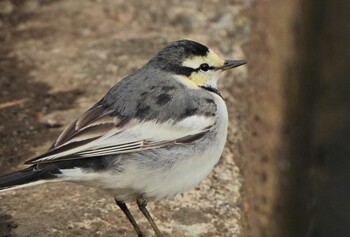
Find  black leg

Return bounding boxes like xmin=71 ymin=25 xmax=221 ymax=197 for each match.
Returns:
xmin=136 ymin=197 xmax=162 ymax=237
xmin=115 ymin=198 xmax=144 ymax=237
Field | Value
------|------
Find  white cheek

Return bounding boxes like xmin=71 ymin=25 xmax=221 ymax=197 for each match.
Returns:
xmin=205 ymin=71 xmax=219 ymax=88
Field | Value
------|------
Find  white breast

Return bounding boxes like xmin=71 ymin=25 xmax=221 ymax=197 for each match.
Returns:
xmin=141 ymin=93 xmax=228 ymax=200
xmin=60 ymin=93 xmax=228 ymax=201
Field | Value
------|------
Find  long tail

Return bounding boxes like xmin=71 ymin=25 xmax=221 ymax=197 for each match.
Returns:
xmin=0 ymin=165 xmax=62 ymax=192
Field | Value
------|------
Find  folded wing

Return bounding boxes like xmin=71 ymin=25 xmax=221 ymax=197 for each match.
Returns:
xmin=26 ymin=105 xmax=214 ymax=164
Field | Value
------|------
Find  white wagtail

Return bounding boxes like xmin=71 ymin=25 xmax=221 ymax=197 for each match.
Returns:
xmin=0 ymin=39 xmax=246 ymax=236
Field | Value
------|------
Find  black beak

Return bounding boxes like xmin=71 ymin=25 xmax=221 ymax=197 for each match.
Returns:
xmin=215 ymin=60 xmax=247 ymax=71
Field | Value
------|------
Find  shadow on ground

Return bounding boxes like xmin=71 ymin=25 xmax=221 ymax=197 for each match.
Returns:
xmin=0 ymin=2 xmax=83 ymax=234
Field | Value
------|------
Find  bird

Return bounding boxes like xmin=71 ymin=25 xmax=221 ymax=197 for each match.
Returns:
xmin=0 ymin=39 xmax=246 ymax=237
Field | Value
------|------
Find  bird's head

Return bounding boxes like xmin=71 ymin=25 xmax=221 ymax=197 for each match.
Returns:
xmin=148 ymin=39 xmax=246 ymax=91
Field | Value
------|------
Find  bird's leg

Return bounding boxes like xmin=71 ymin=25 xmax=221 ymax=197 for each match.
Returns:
xmin=136 ymin=197 xmax=162 ymax=237
xmin=115 ymin=198 xmax=144 ymax=237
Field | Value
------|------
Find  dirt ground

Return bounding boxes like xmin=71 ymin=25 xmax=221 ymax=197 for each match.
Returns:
xmin=0 ymin=0 xmax=250 ymax=236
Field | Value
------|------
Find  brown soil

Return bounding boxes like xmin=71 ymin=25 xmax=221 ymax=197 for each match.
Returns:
xmin=0 ymin=0 xmax=249 ymax=236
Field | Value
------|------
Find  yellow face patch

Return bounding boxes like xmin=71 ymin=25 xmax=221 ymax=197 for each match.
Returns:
xmin=176 ymin=49 xmax=225 ymax=87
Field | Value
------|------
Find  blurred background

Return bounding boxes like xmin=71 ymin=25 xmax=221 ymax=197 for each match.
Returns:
xmin=0 ymin=0 xmax=349 ymax=237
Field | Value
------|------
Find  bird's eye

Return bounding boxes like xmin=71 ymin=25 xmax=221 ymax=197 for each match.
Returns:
xmin=199 ymin=63 xmax=210 ymax=72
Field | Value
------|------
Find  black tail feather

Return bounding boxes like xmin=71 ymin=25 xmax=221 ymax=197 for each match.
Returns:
xmin=0 ymin=165 xmax=61 ymax=191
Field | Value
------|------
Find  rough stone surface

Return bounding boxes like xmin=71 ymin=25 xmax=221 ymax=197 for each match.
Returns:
xmin=0 ymin=0 xmax=250 ymax=236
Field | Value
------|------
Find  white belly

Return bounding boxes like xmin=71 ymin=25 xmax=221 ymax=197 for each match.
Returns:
xmin=61 ymin=93 xmax=228 ymax=201
xmin=139 ymin=93 xmax=228 ymax=200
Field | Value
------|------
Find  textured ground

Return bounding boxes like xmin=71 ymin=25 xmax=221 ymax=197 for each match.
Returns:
xmin=0 ymin=0 xmax=250 ymax=236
